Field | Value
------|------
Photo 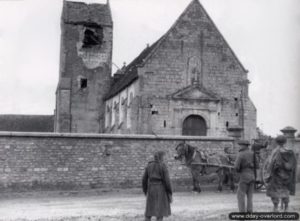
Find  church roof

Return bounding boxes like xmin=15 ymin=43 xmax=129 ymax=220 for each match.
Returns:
xmin=105 ymin=0 xmax=248 ymax=100
xmin=0 ymin=115 xmax=54 ymax=132
xmin=105 ymin=37 xmax=163 ymax=100
xmin=63 ymin=1 xmax=112 ymax=26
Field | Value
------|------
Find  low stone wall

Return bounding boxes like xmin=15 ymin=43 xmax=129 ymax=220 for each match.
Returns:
xmin=0 ymin=132 xmax=234 ymax=192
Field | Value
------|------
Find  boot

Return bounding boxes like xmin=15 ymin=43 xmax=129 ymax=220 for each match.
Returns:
xmin=284 ymin=202 xmax=289 ymax=212
xmin=280 ymin=199 xmax=284 ymax=211
xmin=273 ymin=203 xmax=279 ymax=212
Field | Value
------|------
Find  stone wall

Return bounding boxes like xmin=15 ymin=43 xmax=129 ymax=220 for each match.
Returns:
xmin=0 ymin=132 xmax=234 ymax=192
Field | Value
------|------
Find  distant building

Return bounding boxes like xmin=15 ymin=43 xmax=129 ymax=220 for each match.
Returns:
xmin=0 ymin=115 xmax=54 ymax=132
xmin=54 ymin=0 xmax=257 ymax=139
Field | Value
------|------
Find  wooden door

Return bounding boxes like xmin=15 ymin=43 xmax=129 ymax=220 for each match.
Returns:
xmin=182 ymin=115 xmax=207 ymax=136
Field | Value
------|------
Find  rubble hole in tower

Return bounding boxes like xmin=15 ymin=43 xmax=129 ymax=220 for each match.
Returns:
xmin=82 ymin=26 xmax=103 ymax=48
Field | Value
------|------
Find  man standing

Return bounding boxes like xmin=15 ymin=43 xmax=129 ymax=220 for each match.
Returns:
xmin=265 ymin=135 xmax=297 ymax=212
xmin=234 ymin=140 xmax=257 ymax=212
xmin=142 ymin=151 xmax=172 ymax=221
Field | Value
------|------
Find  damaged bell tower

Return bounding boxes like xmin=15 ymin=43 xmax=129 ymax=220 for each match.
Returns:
xmin=54 ymin=0 xmax=113 ymax=133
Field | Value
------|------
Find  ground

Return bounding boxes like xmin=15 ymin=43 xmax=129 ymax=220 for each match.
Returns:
xmin=0 ymin=186 xmax=299 ymax=221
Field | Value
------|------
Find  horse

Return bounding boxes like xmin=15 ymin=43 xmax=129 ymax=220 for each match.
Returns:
xmin=174 ymin=142 xmax=236 ymax=193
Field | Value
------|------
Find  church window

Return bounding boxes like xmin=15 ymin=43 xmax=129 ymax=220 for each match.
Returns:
xmin=77 ymin=76 xmax=87 ymax=89
xmin=120 ymin=97 xmax=126 ymax=124
xmin=236 ymin=113 xmax=239 ymax=117
xmin=226 ymin=121 xmax=229 ymax=128
xmin=234 ymin=97 xmax=239 ymax=108
xmin=121 ymin=97 xmax=127 ymax=105
xmin=163 ymin=120 xmax=167 ymax=128
xmin=105 ymin=105 xmax=112 ymax=128
xmin=113 ymin=101 xmax=118 ymax=109
xmin=127 ymin=92 xmax=134 ymax=129
xmin=128 ymin=92 xmax=134 ymax=106
xmin=80 ymin=78 xmax=87 ymax=89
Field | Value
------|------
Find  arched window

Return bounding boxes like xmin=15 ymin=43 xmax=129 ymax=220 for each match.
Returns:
xmin=182 ymin=115 xmax=207 ymax=136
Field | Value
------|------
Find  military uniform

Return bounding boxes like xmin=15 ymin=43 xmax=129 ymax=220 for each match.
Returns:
xmin=234 ymin=140 xmax=257 ymax=212
xmin=265 ymin=135 xmax=297 ymax=212
xmin=142 ymin=151 xmax=172 ymax=221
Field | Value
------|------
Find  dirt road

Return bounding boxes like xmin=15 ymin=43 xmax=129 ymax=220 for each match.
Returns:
xmin=0 ymin=187 xmax=299 ymax=221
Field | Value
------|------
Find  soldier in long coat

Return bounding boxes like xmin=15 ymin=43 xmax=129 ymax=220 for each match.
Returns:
xmin=142 ymin=151 xmax=172 ymax=221
xmin=234 ymin=140 xmax=257 ymax=212
xmin=265 ymin=135 xmax=297 ymax=212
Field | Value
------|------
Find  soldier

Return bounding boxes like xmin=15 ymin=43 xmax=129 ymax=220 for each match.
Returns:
xmin=234 ymin=140 xmax=257 ymax=213
xmin=142 ymin=151 xmax=173 ymax=221
xmin=265 ymin=135 xmax=297 ymax=212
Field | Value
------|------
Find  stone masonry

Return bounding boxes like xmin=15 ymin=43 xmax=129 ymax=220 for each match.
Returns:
xmin=0 ymin=132 xmax=234 ymax=191
xmin=55 ymin=1 xmax=112 ymax=133
xmin=104 ymin=0 xmax=257 ymax=140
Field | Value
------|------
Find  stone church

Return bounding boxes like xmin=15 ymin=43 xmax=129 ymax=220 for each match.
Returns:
xmin=54 ymin=0 xmax=257 ymax=140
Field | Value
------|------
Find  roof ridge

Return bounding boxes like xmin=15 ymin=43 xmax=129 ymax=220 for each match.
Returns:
xmin=140 ymin=0 xmax=198 ymax=66
xmin=196 ymin=0 xmax=248 ymax=73
xmin=140 ymin=0 xmax=248 ymax=73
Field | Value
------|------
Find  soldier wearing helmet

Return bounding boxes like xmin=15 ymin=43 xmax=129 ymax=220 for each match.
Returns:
xmin=234 ymin=140 xmax=258 ymax=213
xmin=265 ymin=135 xmax=297 ymax=212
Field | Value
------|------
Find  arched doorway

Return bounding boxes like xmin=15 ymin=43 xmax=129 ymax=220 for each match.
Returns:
xmin=182 ymin=115 xmax=207 ymax=136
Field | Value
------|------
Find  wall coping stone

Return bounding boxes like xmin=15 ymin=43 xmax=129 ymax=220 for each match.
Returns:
xmin=0 ymin=132 xmax=234 ymax=141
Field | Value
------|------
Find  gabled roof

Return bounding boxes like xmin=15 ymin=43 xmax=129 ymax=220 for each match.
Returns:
xmin=169 ymin=84 xmax=220 ymax=102
xmin=105 ymin=0 xmax=248 ymax=100
xmin=104 ymin=37 xmax=163 ymax=100
xmin=63 ymin=1 xmax=112 ymax=26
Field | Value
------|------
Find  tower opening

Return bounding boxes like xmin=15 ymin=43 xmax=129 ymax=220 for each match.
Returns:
xmin=82 ymin=27 xmax=103 ymax=48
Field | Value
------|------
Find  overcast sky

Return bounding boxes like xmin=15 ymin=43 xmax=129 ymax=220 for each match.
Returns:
xmin=0 ymin=0 xmax=299 ymax=136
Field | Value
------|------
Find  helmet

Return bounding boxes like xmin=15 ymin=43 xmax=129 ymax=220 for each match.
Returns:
xmin=275 ymin=135 xmax=287 ymax=144
xmin=251 ymin=143 xmax=265 ymax=152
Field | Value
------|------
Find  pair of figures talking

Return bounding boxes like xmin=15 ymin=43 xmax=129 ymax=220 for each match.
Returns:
xmin=234 ymin=135 xmax=297 ymax=213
